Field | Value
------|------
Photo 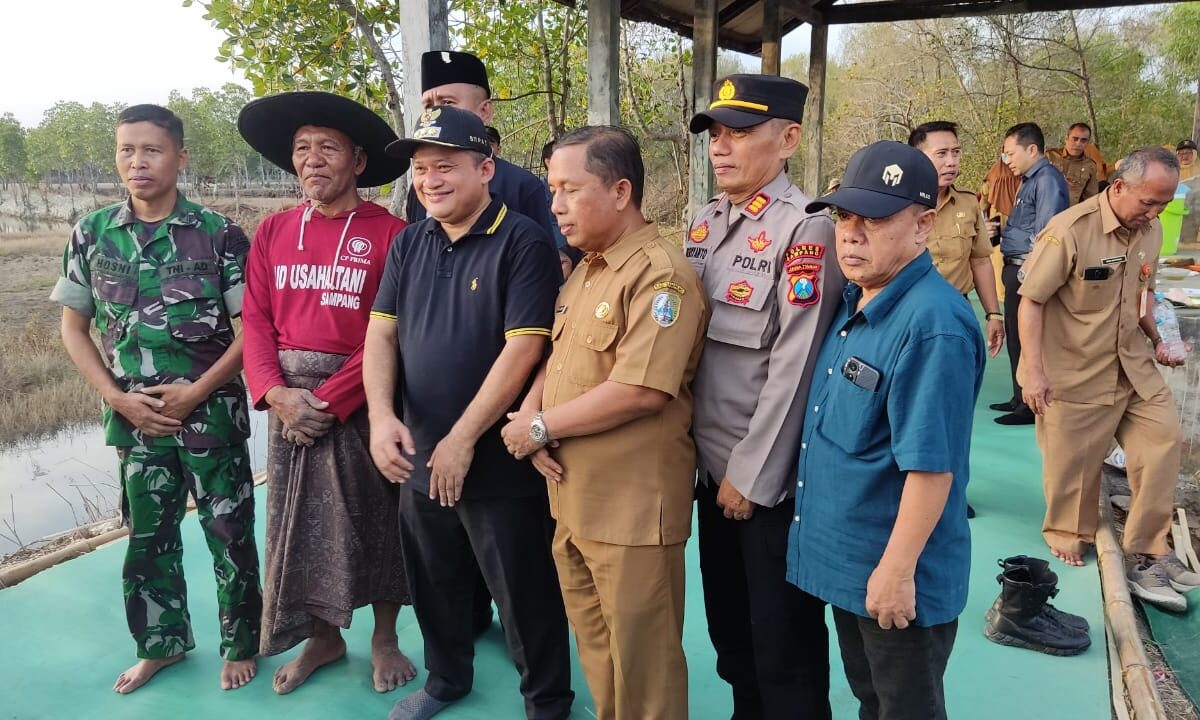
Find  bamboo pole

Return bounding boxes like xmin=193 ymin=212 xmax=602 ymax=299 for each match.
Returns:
xmin=1098 ymin=475 xmax=1166 ymax=720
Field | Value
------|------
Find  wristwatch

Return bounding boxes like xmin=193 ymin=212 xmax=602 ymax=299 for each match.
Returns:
xmin=529 ymin=412 xmax=550 ymax=447
xmin=985 ymin=311 xmax=1004 ymax=321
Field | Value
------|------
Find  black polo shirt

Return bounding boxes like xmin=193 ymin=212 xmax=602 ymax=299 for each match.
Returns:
xmin=372 ymin=197 xmax=559 ymax=499
xmin=405 ymin=157 xmax=556 ymax=242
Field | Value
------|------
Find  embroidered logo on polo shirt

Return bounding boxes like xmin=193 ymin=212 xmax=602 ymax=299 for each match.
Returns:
xmin=689 ymin=221 xmax=709 ymax=243
xmin=726 ymin=280 xmax=753 ymax=305
xmin=651 ymin=291 xmax=681 ymax=327
xmin=745 ymin=193 xmax=770 ymax=217
xmin=747 ymin=231 xmax=771 ymax=253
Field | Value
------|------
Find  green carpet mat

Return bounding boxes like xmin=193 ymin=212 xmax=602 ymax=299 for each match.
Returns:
xmin=1143 ymin=591 xmax=1200 ymax=705
xmin=0 ymin=317 xmax=1110 ymax=719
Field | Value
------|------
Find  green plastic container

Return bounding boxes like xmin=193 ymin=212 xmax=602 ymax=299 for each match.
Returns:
xmin=1160 ymin=184 xmax=1188 ymax=256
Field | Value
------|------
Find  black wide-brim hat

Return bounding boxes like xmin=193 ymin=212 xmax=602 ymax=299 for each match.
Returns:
xmin=238 ymin=91 xmax=408 ymax=188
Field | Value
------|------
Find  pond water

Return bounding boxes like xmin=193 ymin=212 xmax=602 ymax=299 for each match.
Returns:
xmin=0 ymin=410 xmax=270 ymax=559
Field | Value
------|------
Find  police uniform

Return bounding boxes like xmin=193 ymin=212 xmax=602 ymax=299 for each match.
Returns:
xmin=929 ymin=184 xmax=993 ymax=294
xmin=51 ymin=195 xmax=261 ymax=662
xmin=1047 ymin=148 xmax=1100 ymax=206
xmin=1017 ymin=190 xmax=1180 ymax=557
xmin=543 ymin=223 xmax=707 ymax=720
xmin=687 ymin=74 xmax=841 ymax=719
xmin=405 ymin=50 xmax=556 ymax=240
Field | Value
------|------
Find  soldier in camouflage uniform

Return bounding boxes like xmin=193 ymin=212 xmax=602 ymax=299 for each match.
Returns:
xmin=51 ymin=105 xmax=262 ymax=694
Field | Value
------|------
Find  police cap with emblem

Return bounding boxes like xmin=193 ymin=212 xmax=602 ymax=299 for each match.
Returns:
xmin=422 ymin=50 xmax=491 ymax=96
xmin=1177 ymin=139 xmax=1198 ymax=152
xmin=385 ymin=105 xmax=493 ymax=163
xmin=688 ymin=74 xmax=809 ymax=133
xmin=237 ymin=91 xmax=408 ymax=187
xmin=805 ymin=141 xmax=938 ymax=219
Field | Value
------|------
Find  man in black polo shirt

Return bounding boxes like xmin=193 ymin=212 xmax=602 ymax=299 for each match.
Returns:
xmin=363 ymin=105 xmax=572 ymax=720
xmin=405 ymin=51 xmax=555 ymax=242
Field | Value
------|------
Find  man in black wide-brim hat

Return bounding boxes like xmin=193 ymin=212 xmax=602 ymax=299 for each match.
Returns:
xmin=237 ymin=91 xmax=416 ymax=696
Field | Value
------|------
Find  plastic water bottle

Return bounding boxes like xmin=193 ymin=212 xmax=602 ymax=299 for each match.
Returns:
xmin=1154 ymin=295 xmax=1187 ymax=363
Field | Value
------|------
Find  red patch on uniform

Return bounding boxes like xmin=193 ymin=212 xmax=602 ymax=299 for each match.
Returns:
xmin=745 ymin=193 xmax=770 ymax=217
xmin=689 ymin=221 xmax=709 ymax=243
xmin=726 ymin=280 xmax=753 ymax=305
xmin=1141 ymin=263 xmax=1152 ymax=280
xmin=746 ymin=231 xmax=772 ymax=253
xmin=784 ymin=243 xmax=826 ymax=307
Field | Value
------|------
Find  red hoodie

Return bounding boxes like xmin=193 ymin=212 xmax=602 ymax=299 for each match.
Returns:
xmin=243 ymin=200 xmax=407 ymax=421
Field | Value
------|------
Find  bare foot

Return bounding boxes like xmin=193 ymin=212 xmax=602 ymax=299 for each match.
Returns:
xmin=273 ymin=633 xmax=347 ymax=694
xmin=113 ymin=654 xmax=185 ymax=694
xmin=371 ymin=634 xmax=417 ymax=692
xmin=1051 ymin=547 xmax=1086 ymax=567
xmin=222 ymin=657 xmax=257 ymax=690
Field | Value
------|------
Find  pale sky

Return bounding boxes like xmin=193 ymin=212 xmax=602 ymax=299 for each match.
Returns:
xmin=2 ymin=0 xmax=247 ymax=127
xmin=1 ymin=0 xmax=823 ymax=129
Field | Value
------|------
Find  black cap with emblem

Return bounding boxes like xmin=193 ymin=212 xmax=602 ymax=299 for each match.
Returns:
xmin=688 ymin=74 xmax=809 ymax=133
xmin=1177 ymin=138 xmax=1198 ymax=152
xmin=421 ymin=50 xmax=491 ymax=96
xmin=805 ymin=141 xmax=938 ymax=219
xmin=385 ymin=105 xmax=494 ymax=163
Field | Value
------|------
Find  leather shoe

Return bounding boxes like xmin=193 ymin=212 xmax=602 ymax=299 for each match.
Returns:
xmin=995 ymin=409 xmax=1035 ymax=425
xmin=989 ymin=401 xmax=1017 ymax=412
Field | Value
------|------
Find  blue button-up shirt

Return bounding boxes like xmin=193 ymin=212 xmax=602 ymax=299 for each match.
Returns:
xmin=999 ymin=156 xmax=1070 ymax=257
xmin=785 ymin=251 xmax=985 ymax=626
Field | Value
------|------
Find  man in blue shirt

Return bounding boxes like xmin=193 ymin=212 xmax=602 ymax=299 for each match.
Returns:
xmin=787 ymin=141 xmax=986 ymax=720
xmin=995 ymin=123 xmax=1069 ymax=425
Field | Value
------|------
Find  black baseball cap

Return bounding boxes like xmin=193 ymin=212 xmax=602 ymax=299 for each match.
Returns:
xmin=422 ymin=50 xmax=490 ymax=96
xmin=1177 ymin=139 xmax=1197 ymax=152
xmin=806 ymin=141 xmax=938 ymax=219
xmin=689 ymin=74 xmax=808 ymax=133
xmin=385 ymin=106 xmax=493 ymax=163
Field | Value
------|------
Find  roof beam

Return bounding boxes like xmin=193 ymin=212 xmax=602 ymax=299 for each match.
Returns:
xmin=824 ymin=0 xmax=1188 ymax=24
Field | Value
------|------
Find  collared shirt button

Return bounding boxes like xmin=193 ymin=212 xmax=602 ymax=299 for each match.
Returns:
xmin=798 ymin=481 xmax=804 ymax=488
xmin=814 ymin=405 xmax=820 ymax=412
xmin=839 ymin=330 xmax=847 ymax=337
xmin=585 ymin=281 xmax=592 ymax=288
xmin=555 ymin=364 xmax=562 ymax=371
xmin=585 ymin=335 xmax=593 ymax=343
xmin=801 ymin=442 xmax=807 ymax=449
xmin=827 ymin=368 xmax=833 ymax=375
xmin=794 ymin=515 xmax=800 ymax=522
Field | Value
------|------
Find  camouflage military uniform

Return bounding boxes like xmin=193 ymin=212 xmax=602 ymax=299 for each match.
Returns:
xmin=50 ymin=196 xmax=261 ymax=660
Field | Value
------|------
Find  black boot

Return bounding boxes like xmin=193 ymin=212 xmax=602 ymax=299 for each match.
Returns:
xmin=996 ymin=556 xmax=1089 ymax=632
xmin=984 ymin=566 xmax=1091 ymax=656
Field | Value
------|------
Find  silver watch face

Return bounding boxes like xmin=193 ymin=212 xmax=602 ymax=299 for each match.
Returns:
xmin=529 ymin=420 xmax=548 ymax=444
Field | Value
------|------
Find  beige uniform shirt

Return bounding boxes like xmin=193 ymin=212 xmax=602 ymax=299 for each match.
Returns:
xmin=1047 ymin=149 xmax=1100 ymax=206
xmin=542 ymin=223 xmax=708 ymax=546
xmin=685 ymin=171 xmax=843 ymax=507
xmin=929 ymin=186 xmax=992 ymax=294
xmin=1017 ymin=190 xmax=1165 ymax=405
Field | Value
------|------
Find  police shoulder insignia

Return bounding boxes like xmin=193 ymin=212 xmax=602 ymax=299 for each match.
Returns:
xmin=1041 ymin=235 xmax=1060 ymax=246
xmin=651 ymin=290 xmax=682 ymax=327
xmin=783 ymin=243 xmax=825 ymax=308
xmin=745 ymin=193 xmax=770 ymax=217
xmin=653 ymin=280 xmax=686 ymax=295
xmin=689 ymin=221 xmax=709 ymax=243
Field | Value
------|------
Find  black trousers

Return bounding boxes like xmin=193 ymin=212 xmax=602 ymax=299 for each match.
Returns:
xmin=697 ymin=479 xmax=831 ymax=720
xmin=832 ymin=608 xmax=957 ymax=720
xmin=398 ymin=489 xmax=573 ymax=719
xmin=1001 ymin=262 xmax=1028 ymax=410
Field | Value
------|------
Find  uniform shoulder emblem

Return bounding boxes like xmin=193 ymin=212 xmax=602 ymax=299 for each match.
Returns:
xmin=783 ymin=243 xmax=826 ymax=307
xmin=651 ymin=287 xmax=682 ymax=327
xmin=689 ymin=221 xmax=709 ymax=243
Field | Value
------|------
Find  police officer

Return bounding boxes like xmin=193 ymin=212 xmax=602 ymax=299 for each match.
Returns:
xmin=686 ymin=74 xmax=842 ymax=719
xmin=1046 ymin=123 xmax=1100 ymax=206
xmin=405 ymin=50 xmax=555 ymax=240
xmin=1175 ymin=139 xmax=1198 ymax=181
xmin=1017 ymin=146 xmax=1200 ymax=608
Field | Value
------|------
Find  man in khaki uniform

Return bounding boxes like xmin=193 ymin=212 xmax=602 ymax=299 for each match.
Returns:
xmin=1047 ymin=123 xmax=1101 ymax=206
xmin=685 ymin=73 xmax=839 ymax=719
xmin=501 ymin=126 xmax=707 ymax=720
xmin=1017 ymin=146 xmax=1200 ymax=611
xmin=909 ymin=120 xmax=1004 ymax=358
xmin=1176 ymin=139 xmax=1198 ymax=182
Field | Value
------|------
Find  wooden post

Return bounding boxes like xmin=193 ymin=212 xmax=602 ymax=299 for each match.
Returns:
xmin=804 ymin=22 xmax=828 ymax=197
xmin=587 ymin=0 xmax=620 ymax=126
xmin=688 ymin=0 xmax=718 ymax=222
xmin=761 ymin=0 xmax=781 ymax=75
xmin=399 ymin=0 xmax=449 ymax=140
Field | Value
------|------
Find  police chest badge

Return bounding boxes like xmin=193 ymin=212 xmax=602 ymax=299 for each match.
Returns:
xmin=651 ymin=281 xmax=685 ymax=328
xmin=784 ymin=243 xmax=825 ymax=307
xmin=594 ymin=301 xmax=611 ymax=319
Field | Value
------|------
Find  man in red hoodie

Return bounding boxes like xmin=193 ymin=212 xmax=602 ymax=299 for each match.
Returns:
xmin=237 ymin=92 xmax=414 ymax=695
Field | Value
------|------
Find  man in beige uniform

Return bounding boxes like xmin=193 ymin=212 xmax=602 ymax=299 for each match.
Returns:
xmin=1017 ymin=146 xmax=1199 ymax=611
xmin=1047 ymin=123 xmax=1101 ymax=206
xmin=501 ymin=126 xmax=707 ymax=720
xmin=685 ymin=73 xmax=840 ymax=719
xmin=909 ymin=120 xmax=1004 ymax=359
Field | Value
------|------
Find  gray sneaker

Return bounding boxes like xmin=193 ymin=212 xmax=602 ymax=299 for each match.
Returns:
xmin=1128 ymin=555 xmax=1187 ymax=612
xmin=1160 ymin=554 xmax=1200 ymax=592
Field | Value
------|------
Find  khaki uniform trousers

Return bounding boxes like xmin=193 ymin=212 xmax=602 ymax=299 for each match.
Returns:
xmin=552 ymin=522 xmax=688 ymax=720
xmin=1038 ymin=372 xmax=1180 ymax=556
